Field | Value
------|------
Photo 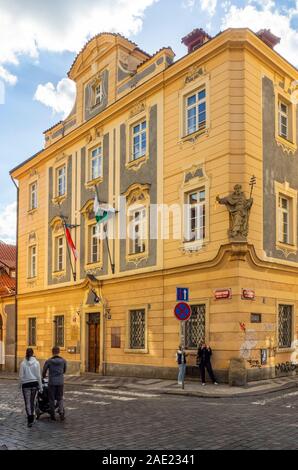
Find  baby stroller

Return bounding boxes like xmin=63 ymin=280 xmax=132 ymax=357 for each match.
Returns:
xmin=35 ymin=378 xmax=57 ymax=419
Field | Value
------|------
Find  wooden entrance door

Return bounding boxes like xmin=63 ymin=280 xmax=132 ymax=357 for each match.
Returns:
xmin=87 ymin=313 xmax=100 ymax=373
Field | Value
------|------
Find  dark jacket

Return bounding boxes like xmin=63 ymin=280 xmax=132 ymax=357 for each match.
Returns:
xmin=176 ymin=350 xmax=186 ymax=365
xmin=42 ymin=355 xmax=67 ymax=386
xmin=197 ymin=347 xmax=212 ymax=365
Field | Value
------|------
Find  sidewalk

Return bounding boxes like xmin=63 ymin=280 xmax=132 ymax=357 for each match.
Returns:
xmin=1 ymin=371 xmax=297 ymax=398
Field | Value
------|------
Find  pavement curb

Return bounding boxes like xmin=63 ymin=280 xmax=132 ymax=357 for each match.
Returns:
xmin=1 ymin=374 xmax=297 ymax=399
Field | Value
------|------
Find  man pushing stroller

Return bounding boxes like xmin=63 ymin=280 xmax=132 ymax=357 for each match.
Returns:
xmin=42 ymin=346 xmax=67 ymax=421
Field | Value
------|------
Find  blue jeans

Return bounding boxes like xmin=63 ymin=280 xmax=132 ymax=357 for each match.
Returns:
xmin=178 ymin=363 xmax=186 ymax=383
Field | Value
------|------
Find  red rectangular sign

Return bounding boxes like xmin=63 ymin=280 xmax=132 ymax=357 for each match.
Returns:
xmin=214 ymin=288 xmax=232 ymax=300
xmin=242 ymin=289 xmax=255 ymax=300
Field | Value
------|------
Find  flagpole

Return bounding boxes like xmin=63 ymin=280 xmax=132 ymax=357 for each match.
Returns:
xmin=61 ymin=216 xmax=77 ymax=282
xmin=94 ymin=185 xmax=115 ymax=275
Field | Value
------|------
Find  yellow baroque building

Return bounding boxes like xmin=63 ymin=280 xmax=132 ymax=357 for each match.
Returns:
xmin=10 ymin=28 xmax=298 ymax=382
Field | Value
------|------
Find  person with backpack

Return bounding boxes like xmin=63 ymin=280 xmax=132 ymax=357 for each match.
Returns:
xmin=19 ymin=348 xmax=43 ymax=427
xmin=42 ymin=346 xmax=67 ymax=421
xmin=197 ymin=342 xmax=218 ymax=386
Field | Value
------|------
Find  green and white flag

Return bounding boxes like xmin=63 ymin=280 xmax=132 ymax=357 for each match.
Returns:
xmin=94 ymin=193 xmax=115 ymax=225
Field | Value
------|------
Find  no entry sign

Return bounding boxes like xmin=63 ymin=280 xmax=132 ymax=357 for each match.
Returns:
xmin=174 ymin=302 xmax=191 ymax=321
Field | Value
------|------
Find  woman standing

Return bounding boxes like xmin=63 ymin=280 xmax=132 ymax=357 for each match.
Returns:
xmin=19 ymin=348 xmax=42 ymax=427
xmin=176 ymin=345 xmax=187 ymax=385
xmin=197 ymin=342 xmax=218 ymax=386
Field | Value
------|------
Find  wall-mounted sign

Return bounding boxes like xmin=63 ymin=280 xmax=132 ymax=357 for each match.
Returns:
xmin=251 ymin=313 xmax=262 ymax=323
xmin=214 ymin=288 xmax=232 ymax=300
xmin=174 ymin=302 xmax=191 ymax=321
xmin=242 ymin=289 xmax=255 ymax=300
xmin=261 ymin=348 xmax=267 ymax=365
xmin=176 ymin=287 xmax=189 ymax=302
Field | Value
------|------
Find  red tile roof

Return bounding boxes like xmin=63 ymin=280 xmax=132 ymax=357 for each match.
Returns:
xmin=0 ymin=269 xmax=15 ymax=296
xmin=0 ymin=241 xmax=16 ymax=269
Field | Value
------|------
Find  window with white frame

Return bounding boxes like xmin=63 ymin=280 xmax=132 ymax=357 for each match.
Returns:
xmin=29 ymin=181 xmax=38 ymax=210
xmin=278 ymin=195 xmax=292 ymax=244
xmin=29 ymin=245 xmax=37 ymax=278
xmin=278 ymin=101 xmax=289 ymax=140
xmin=55 ymin=236 xmax=65 ymax=272
xmin=129 ymin=207 xmax=147 ymax=255
xmin=89 ymin=146 xmax=102 ymax=181
xmin=185 ymin=188 xmax=206 ymax=242
xmin=185 ymin=88 xmax=206 ymax=136
xmin=89 ymin=224 xmax=101 ymax=264
xmin=93 ymin=83 xmax=103 ymax=106
xmin=131 ymin=120 xmax=147 ymax=161
xmin=56 ymin=165 xmax=66 ymax=197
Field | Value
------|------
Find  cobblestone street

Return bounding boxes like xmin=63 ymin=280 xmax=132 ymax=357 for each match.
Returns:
xmin=0 ymin=379 xmax=297 ymax=450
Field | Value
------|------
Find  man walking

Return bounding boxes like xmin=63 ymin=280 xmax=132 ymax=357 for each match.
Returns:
xmin=43 ymin=346 xmax=67 ymax=421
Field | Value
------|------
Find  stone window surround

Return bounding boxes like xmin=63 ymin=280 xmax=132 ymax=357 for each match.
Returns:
xmin=276 ymin=300 xmax=296 ymax=354
xmin=27 ymin=243 xmax=37 ymax=280
xmin=50 ymin=217 xmax=67 ymax=278
xmin=124 ymin=183 xmax=150 ymax=264
xmin=179 ymin=73 xmax=210 ymax=143
xmin=125 ymin=109 xmax=150 ymax=171
xmin=85 ymin=136 xmax=104 ymax=187
xmin=274 ymin=181 xmax=298 ymax=255
xmin=180 ymin=165 xmax=210 ymax=252
xmin=124 ymin=305 xmax=148 ymax=354
xmin=81 ymin=200 xmax=104 ymax=271
xmin=274 ymin=84 xmax=297 ymax=154
xmin=52 ymin=156 xmax=69 ymax=203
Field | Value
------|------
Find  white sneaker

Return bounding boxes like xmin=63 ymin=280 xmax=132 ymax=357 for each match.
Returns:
xmin=178 ymin=382 xmax=182 ymax=385
xmin=213 ymin=382 xmax=218 ymax=385
xmin=202 ymin=383 xmax=206 ymax=386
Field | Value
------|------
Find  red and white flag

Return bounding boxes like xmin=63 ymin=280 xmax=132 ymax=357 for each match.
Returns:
xmin=65 ymin=226 xmax=78 ymax=261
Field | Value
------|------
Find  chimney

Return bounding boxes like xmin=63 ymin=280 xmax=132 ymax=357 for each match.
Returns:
xmin=256 ymin=29 xmax=280 ymax=49
xmin=181 ymin=28 xmax=212 ymax=53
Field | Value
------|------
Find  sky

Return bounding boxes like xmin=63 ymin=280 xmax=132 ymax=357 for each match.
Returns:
xmin=0 ymin=0 xmax=298 ymax=244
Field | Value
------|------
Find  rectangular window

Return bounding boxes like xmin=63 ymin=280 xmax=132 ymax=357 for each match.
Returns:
xmin=94 ymin=84 xmax=103 ymax=106
xmin=55 ymin=236 xmax=64 ymax=272
xmin=185 ymin=188 xmax=206 ymax=242
xmin=54 ymin=315 xmax=64 ymax=348
xmin=56 ymin=165 xmax=66 ymax=197
xmin=131 ymin=120 xmax=147 ymax=161
xmin=185 ymin=304 xmax=206 ymax=349
xmin=29 ymin=182 xmax=38 ymax=210
xmin=111 ymin=327 xmax=121 ymax=348
xmin=129 ymin=309 xmax=145 ymax=349
xmin=278 ymin=305 xmax=293 ymax=349
xmin=89 ymin=224 xmax=100 ymax=264
xmin=278 ymin=195 xmax=291 ymax=244
xmin=279 ymin=101 xmax=288 ymax=139
xmin=29 ymin=245 xmax=37 ymax=278
xmin=185 ymin=88 xmax=206 ymax=135
xmin=129 ymin=207 xmax=147 ymax=254
xmin=89 ymin=147 xmax=102 ymax=181
xmin=28 ymin=318 xmax=36 ymax=346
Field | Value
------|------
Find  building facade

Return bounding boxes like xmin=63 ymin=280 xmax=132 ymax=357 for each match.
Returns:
xmin=11 ymin=28 xmax=298 ymax=382
xmin=0 ymin=241 xmax=16 ymax=371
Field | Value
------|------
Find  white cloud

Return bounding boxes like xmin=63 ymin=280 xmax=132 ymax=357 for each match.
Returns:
xmin=34 ymin=78 xmax=76 ymax=119
xmin=0 ymin=0 xmax=158 ymax=85
xmin=0 ymin=202 xmax=16 ymax=245
xmin=222 ymin=3 xmax=298 ymax=67
xmin=183 ymin=0 xmax=217 ymax=15
xmin=0 ymin=66 xmax=17 ymax=85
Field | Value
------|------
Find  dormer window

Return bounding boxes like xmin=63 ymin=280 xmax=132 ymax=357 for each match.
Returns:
xmin=93 ymin=83 xmax=103 ymax=107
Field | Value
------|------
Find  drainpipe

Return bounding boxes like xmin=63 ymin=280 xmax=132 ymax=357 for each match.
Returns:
xmin=10 ymin=175 xmax=19 ymax=373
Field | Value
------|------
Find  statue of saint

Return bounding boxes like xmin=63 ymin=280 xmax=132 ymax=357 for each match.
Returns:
xmin=216 ymin=184 xmax=253 ymax=239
